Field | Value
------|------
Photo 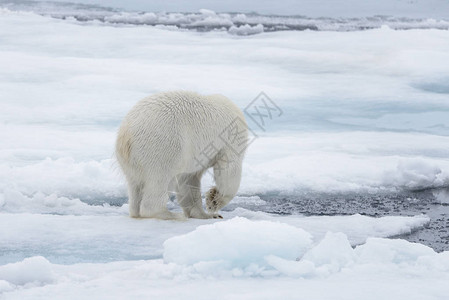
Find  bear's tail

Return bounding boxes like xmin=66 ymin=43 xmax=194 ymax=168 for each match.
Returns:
xmin=116 ymin=121 xmax=132 ymax=165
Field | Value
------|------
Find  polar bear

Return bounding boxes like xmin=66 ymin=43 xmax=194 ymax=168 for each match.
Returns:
xmin=116 ymin=91 xmax=248 ymax=220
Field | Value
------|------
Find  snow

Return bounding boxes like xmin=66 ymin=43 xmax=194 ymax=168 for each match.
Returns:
xmin=0 ymin=257 xmax=54 ymax=287
xmin=1 ymin=3 xmax=449 ymax=299
xmin=1 ymin=11 xmax=449 ymax=202
xmin=1 ymin=220 xmax=449 ymax=299
xmin=0 ymin=208 xmax=430 ymax=265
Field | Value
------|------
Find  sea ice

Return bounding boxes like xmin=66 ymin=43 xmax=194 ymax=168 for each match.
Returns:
xmin=1 ymin=4 xmax=449 ymax=299
xmin=1 ymin=218 xmax=448 ymax=299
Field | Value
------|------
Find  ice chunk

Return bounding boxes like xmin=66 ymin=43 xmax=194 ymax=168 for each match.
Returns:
xmin=228 ymin=24 xmax=264 ymax=35
xmin=105 ymin=12 xmax=158 ymax=25
xmin=268 ymin=235 xmax=449 ymax=279
xmin=265 ymin=255 xmax=316 ymax=277
xmin=191 ymin=16 xmax=233 ymax=27
xmin=389 ymin=159 xmax=447 ymax=190
xmin=266 ymin=232 xmax=355 ymax=277
xmin=355 ymin=237 xmax=436 ymax=264
xmin=163 ymin=217 xmax=312 ymax=267
xmin=301 ymin=232 xmax=355 ymax=273
xmin=0 ymin=256 xmax=54 ymax=286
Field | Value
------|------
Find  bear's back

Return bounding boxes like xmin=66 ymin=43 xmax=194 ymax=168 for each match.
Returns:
xmin=117 ymin=91 xmax=247 ymax=173
xmin=128 ymin=91 xmax=244 ymax=133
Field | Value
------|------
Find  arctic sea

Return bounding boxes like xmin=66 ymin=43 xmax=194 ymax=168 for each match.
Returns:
xmin=1 ymin=1 xmax=449 ymax=299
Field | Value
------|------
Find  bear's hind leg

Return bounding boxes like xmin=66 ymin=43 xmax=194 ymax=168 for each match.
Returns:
xmin=175 ymin=171 xmax=214 ymax=219
xmin=127 ymin=181 xmax=143 ymax=218
xmin=140 ymin=179 xmax=185 ymax=220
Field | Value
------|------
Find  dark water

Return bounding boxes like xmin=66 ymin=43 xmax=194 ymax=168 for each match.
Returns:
xmin=225 ymin=188 xmax=449 ymax=252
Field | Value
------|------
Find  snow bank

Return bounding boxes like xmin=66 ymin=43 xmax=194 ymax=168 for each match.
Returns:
xmin=388 ymin=159 xmax=449 ymax=190
xmin=0 ymin=189 xmax=127 ymax=215
xmin=163 ymin=217 xmax=312 ymax=267
xmin=0 ymin=158 xmax=125 ymax=202
xmin=242 ymin=133 xmax=449 ymax=194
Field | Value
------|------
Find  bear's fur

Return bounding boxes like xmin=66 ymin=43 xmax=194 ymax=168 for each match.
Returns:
xmin=116 ymin=91 xmax=248 ymax=220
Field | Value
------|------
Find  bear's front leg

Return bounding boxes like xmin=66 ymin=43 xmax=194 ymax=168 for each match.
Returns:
xmin=174 ymin=172 xmax=223 ymax=219
xmin=204 ymin=187 xmax=225 ymax=219
xmin=205 ymin=149 xmax=243 ymax=215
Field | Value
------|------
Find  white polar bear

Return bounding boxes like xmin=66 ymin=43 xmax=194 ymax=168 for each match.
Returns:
xmin=116 ymin=91 xmax=248 ymax=220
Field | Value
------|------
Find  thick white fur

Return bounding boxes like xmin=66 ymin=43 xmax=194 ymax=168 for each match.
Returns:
xmin=116 ymin=91 xmax=248 ymax=220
